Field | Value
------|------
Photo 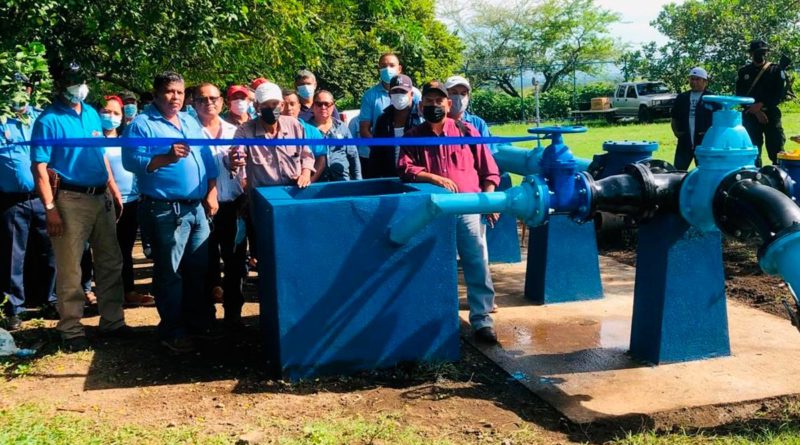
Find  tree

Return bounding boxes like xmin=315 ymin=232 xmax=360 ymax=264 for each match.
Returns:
xmin=620 ymin=0 xmax=800 ymax=94
xmin=0 ymin=0 xmax=462 ymax=106
xmin=445 ymin=0 xmax=621 ymax=96
xmin=0 ymin=42 xmax=52 ymax=122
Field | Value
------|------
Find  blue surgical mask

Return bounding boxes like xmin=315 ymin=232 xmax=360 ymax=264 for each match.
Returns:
xmin=123 ymin=103 xmax=138 ymax=118
xmin=297 ymin=84 xmax=315 ymax=99
xmin=380 ymin=67 xmax=398 ymax=84
xmin=100 ymin=113 xmax=122 ymax=130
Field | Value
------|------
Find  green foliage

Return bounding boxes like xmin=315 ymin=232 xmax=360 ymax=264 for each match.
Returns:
xmin=446 ymin=0 xmax=621 ymax=96
xmin=0 ymin=42 xmax=51 ymax=123
xmin=620 ymin=0 xmax=800 ymax=94
xmin=0 ymin=0 xmax=461 ymax=106
xmin=470 ymin=81 xmax=615 ymax=123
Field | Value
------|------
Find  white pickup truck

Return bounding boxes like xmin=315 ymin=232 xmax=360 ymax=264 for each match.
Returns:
xmin=612 ymin=81 xmax=677 ymax=122
xmin=570 ymin=81 xmax=677 ymax=123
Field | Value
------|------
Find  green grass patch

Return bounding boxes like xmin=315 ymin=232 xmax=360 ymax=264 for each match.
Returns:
xmin=616 ymin=425 xmax=800 ymax=444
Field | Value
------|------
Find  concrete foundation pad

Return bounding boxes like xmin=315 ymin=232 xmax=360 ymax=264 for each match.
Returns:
xmin=461 ymin=256 xmax=800 ymax=424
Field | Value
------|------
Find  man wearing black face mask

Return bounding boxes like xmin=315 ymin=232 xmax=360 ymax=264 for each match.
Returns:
xmin=399 ymin=80 xmax=502 ymax=344
xmin=735 ymin=39 xmax=787 ymax=166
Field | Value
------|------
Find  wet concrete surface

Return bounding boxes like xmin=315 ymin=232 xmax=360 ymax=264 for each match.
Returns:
xmin=460 ymin=254 xmax=800 ymax=424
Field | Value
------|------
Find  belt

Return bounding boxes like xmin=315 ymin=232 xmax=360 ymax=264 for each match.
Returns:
xmin=60 ymin=182 xmax=107 ymax=195
xmin=142 ymin=195 xmax=200 ymax=206
xmin=0 ymin=191 xmax=36 ymax=202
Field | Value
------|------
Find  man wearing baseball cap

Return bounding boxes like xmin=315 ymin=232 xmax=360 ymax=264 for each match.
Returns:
xmin=444 ymin=75 xmax=492 ymax=145
xmin=670 ymin=67 xmax=717 ymax=170
xmin=735 ymin=39 xmax=787 ymax=166
xmin=369 ymin=74 xmax=423 ymax=178
xmin=399 ymin=80 xmax=501 ymax=344
xmin=223 ymin=85 xmax=253 ymax=127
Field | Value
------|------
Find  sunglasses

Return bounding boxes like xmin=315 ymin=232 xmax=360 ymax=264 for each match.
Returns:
xmin=195 ymin=96 xmax=221 ymax=104
xmin=313 ymin=101 xmax=333 ymax=108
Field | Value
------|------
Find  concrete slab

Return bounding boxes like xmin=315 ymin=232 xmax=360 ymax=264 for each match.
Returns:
xmin=460 ymin=256 xmax=800 ymax=424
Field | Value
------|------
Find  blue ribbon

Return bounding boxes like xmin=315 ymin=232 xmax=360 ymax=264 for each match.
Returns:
xmin=14 ymin=135 xmax=540 ymax=148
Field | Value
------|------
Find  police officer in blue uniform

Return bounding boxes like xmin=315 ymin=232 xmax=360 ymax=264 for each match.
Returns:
xmin=0 ymin=74 xmax=57 ymax=330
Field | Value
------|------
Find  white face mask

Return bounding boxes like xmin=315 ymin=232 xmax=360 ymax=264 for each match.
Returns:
xmin=449 ymin=94 xmax=469 ymax=115
xmin=65 ymin=83 xmax=89 ymax=104
xmin=230 ymin=99 xmax=250 ymax=116
xmin=390 ymin=93 xmax=411 ymax=110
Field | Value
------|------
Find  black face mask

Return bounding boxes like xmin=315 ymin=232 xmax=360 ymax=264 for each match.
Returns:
xmin=260 ymin=106 xmax=281 ymax=124
xmin=422 ymin=105 xmax=446 ymax=123
xmin=752 ymin=52 xmax=767 ymax=64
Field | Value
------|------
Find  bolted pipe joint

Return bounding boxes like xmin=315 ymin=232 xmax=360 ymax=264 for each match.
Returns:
xmin=585 ymin=163 xmax=685 ymax=223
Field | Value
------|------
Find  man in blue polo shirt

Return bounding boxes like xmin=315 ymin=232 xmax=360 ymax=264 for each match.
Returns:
xmin=0 ymin=76 xmax=57 ymax=331
xmin=31 ymin=62 xmax=128 ymax=352
xmin=123 ymin=71 xmax=219 ymax=354
xmin=358 ymin=53 xmax=421 ymax=177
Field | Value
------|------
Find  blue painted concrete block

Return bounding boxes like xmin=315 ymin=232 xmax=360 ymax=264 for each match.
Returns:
xmin=630 ymin=213 xmax=729 ymax=364
xmin=487 ymin=173 xmax=522 ymax=263
xmin=250 ymin=179 xmax=460 ymax=380
xmin=524 ymin=215 xmax=604 ymax=304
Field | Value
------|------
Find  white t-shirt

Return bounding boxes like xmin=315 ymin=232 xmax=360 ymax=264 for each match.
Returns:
xmin=688 ymin=92 xmax=702 ymax=145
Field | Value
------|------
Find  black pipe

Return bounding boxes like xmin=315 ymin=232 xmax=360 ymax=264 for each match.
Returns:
xmin=713 ymin=170 xmax=800 ymax=245
xmin=587 ymin=163 xmax=686 ymax=222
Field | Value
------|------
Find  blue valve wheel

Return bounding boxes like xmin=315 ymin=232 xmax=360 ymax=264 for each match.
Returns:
xmin=702 ymin=95 xmax=755 ymax=109
xmin=527 ymin=125 xmax=587 ymax=136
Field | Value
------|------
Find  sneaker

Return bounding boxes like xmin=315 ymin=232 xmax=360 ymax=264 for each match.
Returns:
xmin=474 ymin=326 xmax=498 ymax=344
xmin=2 ymin=315 xmax=22 ymax=331
xmin=84 ymin=291 xmax=97 ymax=306
xmin=124 ymin=291 xmax=155 ymax=307
xmin=97 ymin=325 xmax=135 ymax=339
xmin=62 ymin=336 xmax=92 ymax=353
xmin=160 ymin=336 xmax=196 ymax=354
xmin=490 ymin=303 xmax=499 ymax=314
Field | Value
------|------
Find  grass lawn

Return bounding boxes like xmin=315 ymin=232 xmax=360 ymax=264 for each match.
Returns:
xmin=490 ymin=112 xmax=800 ymax=171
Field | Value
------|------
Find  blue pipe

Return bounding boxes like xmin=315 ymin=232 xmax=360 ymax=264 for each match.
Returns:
xmin=389 ymin=175 xmax=550 ymax=245
xmin=493 ymin=143 xmax=591 ymax=176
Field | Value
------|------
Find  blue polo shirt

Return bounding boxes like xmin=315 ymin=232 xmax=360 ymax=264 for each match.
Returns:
xmin=122 ymin=105 xmax=218 ymax=201
xmin=299 ymin=119 xmax=325 ymax=157
xmin=31 ymin=100 xmax=108 ymax=187
xmin=0 ymin=107 xmax=41 ymax=193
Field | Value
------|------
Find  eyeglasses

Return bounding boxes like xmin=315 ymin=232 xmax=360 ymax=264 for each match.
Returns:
xmin=313 ymin=101 xmax=333 ymax=108
xmin=195 ymin=96 xmax=221 ymax=104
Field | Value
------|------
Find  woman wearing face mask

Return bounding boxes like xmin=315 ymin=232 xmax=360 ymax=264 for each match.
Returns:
xmin=369 ymin=74 xmax=423 ymax=178
xmin=99 ymin=95 xmax=155 ymax=307
xmin=310 ymin=90 xmax=361 ymax=182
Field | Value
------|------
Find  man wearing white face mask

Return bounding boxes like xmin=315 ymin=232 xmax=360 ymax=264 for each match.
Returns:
xmin=370 ymin=74 xmax=423 ymax=178
xmin=358 ymin=53 xmax=421 ymax=177
xmin=223 ymin=85 xmax=252 ymax=127
xmin=295 ymin=70 xmax=340 ymax=123
xmin=444 ymin=75 xmax=493 ymax=150
xmin=31 ymin=61 xmax=129 ymax=352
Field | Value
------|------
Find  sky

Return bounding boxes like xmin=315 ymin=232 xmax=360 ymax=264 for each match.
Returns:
xmin=592 ymin=0 xmax=685 ymax=48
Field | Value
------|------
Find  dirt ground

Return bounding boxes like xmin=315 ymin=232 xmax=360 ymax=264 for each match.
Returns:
xmin=2 ymin=234 xmax=800 ymax=444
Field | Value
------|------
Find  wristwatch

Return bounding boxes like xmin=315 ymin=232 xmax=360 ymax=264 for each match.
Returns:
xmin=45 ymin=202 xmax=56 ymax=211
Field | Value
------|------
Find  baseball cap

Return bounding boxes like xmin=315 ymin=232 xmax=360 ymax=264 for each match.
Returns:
xmin=421 ymin=80 xmax=448 ymax=98
xmin=254 ymin=82 xmax=282 ymax=104
xmin=749 ymin=40 xmax=769 ymax=53
xmin=119 ymin=90 xmax=137 ymax=102
xmin=227 ymin=84 xmax=249 ymax=100
xmin=444 ymin=75 xmax=471 ymax=91
xmin=688 ymin=67 xmax=708 ymax=80
xmin=389 ymin=74 xmax=413 ymax=93
xmin=250 ymin=77 xmax=268 ymax=90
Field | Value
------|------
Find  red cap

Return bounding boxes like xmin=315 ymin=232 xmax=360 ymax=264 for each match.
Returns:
xmin=250 ymin=77 xmax=268 ymax=90
xmin=227 ymin=85 xmax=249 ymax=100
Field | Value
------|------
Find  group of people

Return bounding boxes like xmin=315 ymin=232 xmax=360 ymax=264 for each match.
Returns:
xmin=671 ymin=39 xmax=790 ymax=169
xmin=1 ymin=52 xmax=502 ymax=354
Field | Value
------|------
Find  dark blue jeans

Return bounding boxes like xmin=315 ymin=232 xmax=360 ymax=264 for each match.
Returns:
xmin=140 ymin=198 xmax=212 ymax=340
xmin=0 ymin=194 xmax=57 ymax=316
